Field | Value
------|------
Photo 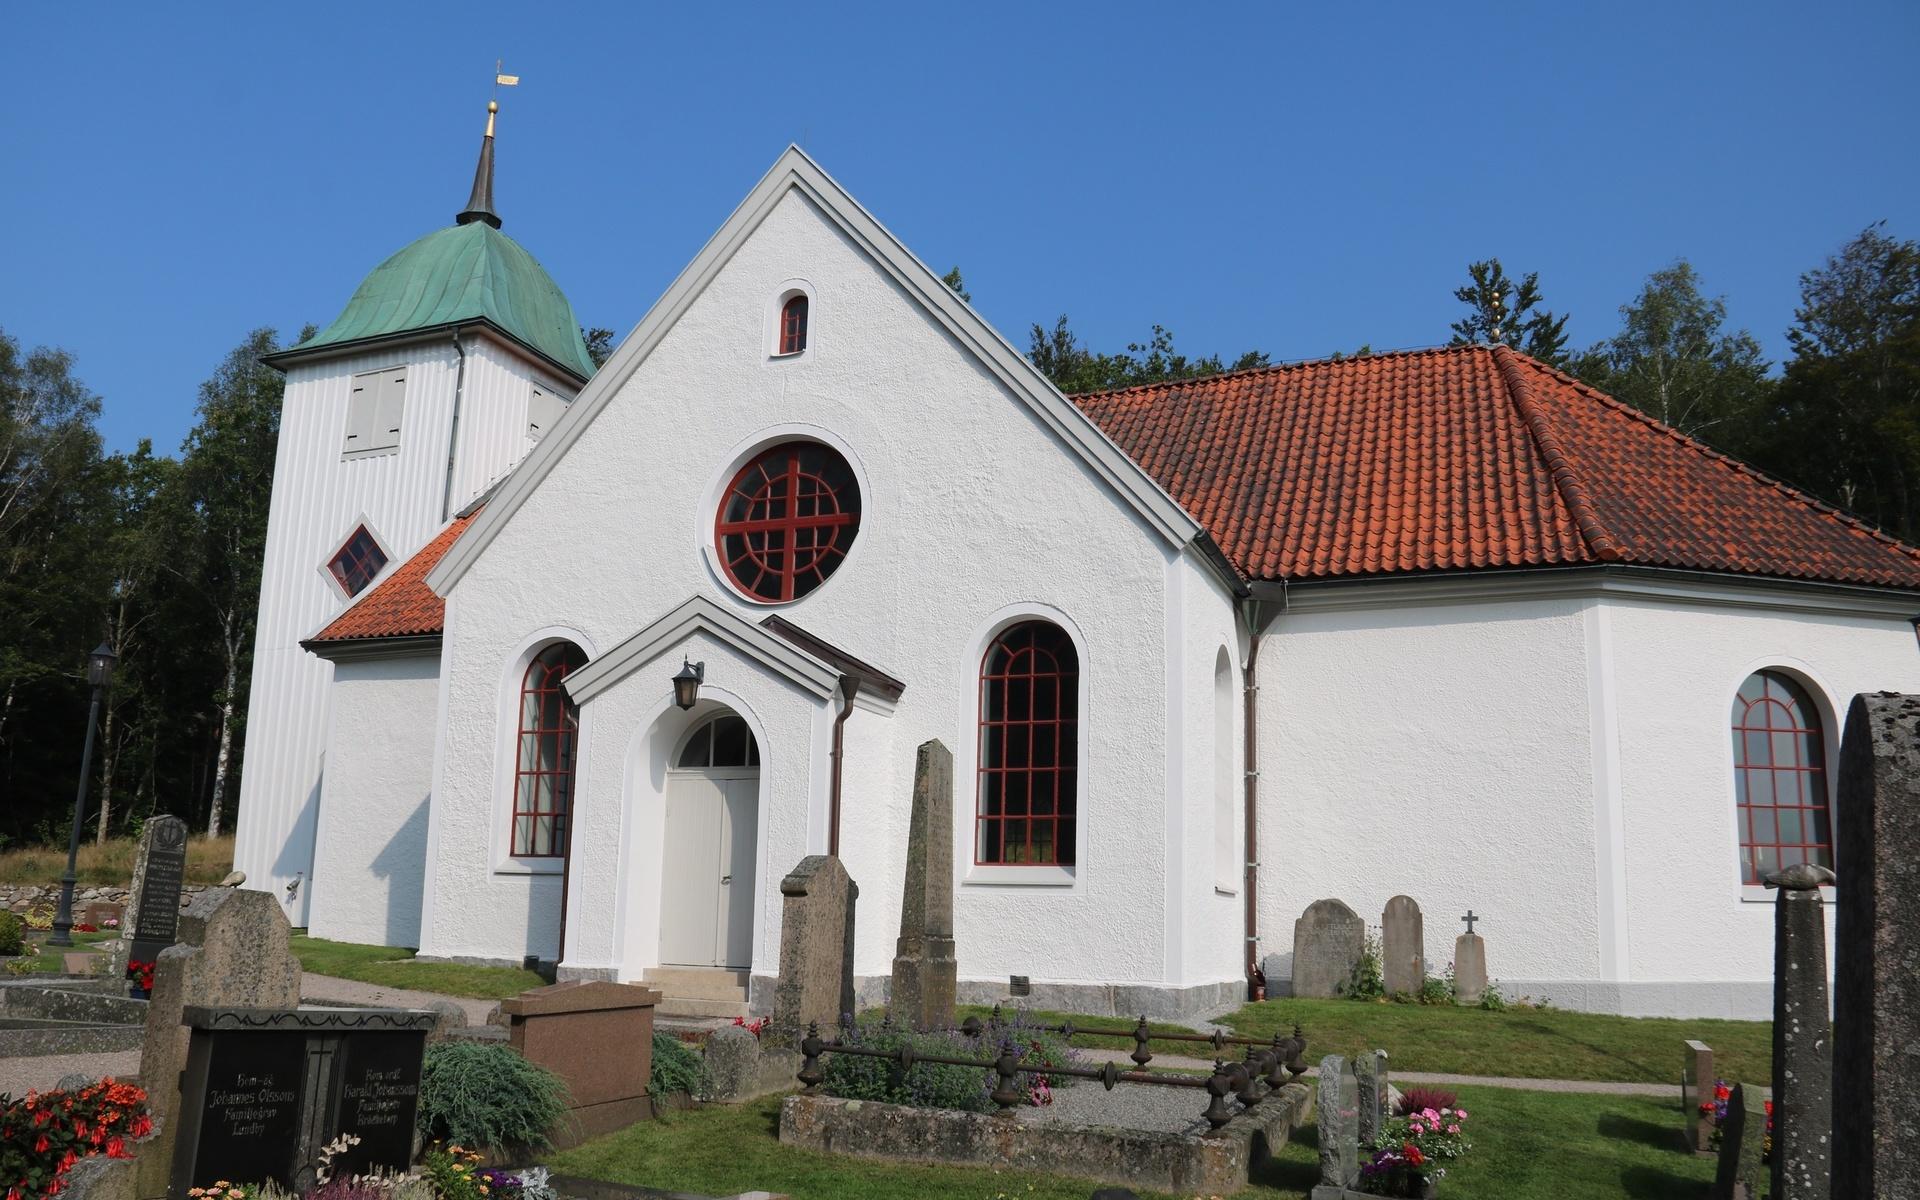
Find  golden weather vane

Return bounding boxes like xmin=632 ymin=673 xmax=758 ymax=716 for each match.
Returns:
xmin=486 ymin=60 xmax=520 ymax=135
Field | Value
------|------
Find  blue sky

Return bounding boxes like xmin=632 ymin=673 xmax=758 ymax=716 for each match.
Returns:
xmin=5 ymin=1 xmax=1916 ymax=455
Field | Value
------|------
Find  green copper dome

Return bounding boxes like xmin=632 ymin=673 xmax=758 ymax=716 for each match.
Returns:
xmin=295 ymin=221 xmax=595 ymax=380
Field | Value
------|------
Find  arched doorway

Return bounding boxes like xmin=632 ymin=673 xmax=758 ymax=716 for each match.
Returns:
xmin=660 ymin=711 xmax=760 ymax=968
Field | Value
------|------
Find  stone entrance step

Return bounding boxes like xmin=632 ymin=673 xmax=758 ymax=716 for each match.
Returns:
xmin=644 ymin=967 xmax=750 ymax=1019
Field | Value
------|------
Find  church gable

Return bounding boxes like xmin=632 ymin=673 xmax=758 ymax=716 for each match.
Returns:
xmin=427 ymin=146 xmax=1203 ymax=599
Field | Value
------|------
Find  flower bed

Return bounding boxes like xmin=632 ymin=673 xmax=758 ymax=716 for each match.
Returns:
xmin=0 ymin=1078 xmax=153 ymax=1199
xmin=1357 ymin=1102 xmax=1472 ymax=1197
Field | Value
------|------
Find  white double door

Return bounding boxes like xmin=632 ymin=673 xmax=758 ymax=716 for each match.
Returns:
xmin=659 ymin=770 xmax=759 ymax=969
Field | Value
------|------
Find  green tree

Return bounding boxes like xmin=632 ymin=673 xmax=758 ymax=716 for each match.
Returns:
xmin=158 ymin=328 xmax=288 ymax=835
xmin=1449 ymin=259 xmax=1570 ymax=365
xmin=942 ymin=266 xmax=971 ymax=304
xmin=1570 ymin=261 xmax=1773 ymax=445
xmin=580 ymin=326 xmax=617 ymax=369
xmin=1755 ymin=223 xmax=1920 ymax=539
xmin=1027 ymin=316 xmax=1268 ymax=393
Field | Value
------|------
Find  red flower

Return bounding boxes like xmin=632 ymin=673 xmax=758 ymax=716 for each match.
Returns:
xmin=1404 ymin=1142 xmax=1426 ymax=1167
xmin=33 ymin=1136 xmax=48 ymax=1155
xmin=104 ymin=1137 xmax=128 ymax=1160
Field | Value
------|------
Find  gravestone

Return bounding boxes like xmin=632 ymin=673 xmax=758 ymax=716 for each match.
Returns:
xmin=770 ymin=854 xmax=857 ymax=1041
xmin=1453 ymin=910 xmax=1487 ymax=1005
xmin=169 ymin=1006 xmax=433 ymax=1195
xmin=501 ymin=980 xmax=662 ymax=1146
xmin=1681 ymin=1040 xmax=1716 ymax=1155
xmin=127 ymin=815 xmax=189 ymax=970
xmin=1710 ymin=1082 xmax=1767 ymax=1200
xmin=137 ymin=887 xmax=303 ymax=1197
xmin=1353 ymin=1049 xmax=1389 ymax=1148
xmin=1311 ymin=1054 xmax=1359 ymax=1199
xmin=1292 ymin=899 xmax=1364 ymax=998
xmin=890 ymin=739 xmax=958 ymax=1030
xmin=1832 ymin=692 xmax=1920 ymax=1199
xmin=1381 ymin=895 xmax=1424 ymax=995
xmin=1766 ymin=861 xmax=1834 ymax=1200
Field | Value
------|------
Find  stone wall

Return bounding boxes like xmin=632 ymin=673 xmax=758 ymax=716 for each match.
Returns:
xmin=1 ymin=883 xmax=211 ymax=914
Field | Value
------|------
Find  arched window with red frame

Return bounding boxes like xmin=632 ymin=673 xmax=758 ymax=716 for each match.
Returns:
xmin=513 ymin=641 xmax=588 ymax=857
xmin=715 ymin=442 xmax=861 ymax=602
xmin=778 ymin=294 xmax=809 ymax=355
xmin=977 ymin=620 xmax=1079 ymax=866
xmin=1731 ymin=670 xmax=1832 ymax=884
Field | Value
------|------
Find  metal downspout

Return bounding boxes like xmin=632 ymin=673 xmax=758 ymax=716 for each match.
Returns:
xmin=1242 ymin=588 xmax=1282 ymax=1000
xmin=828 ymin=677 xmax=859 ymax=857
xmin=441 ymin=330 xmax=467 ymax=523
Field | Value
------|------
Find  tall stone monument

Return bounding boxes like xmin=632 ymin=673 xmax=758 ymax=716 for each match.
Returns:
xmin=1832 ymin=692 xmax=1920 ymax=1198
xmin=1292 ymin=899 xmax=1364 ymax=998
xmin=890 ymin=738 xmax=957 ymax=1030
xmin=1381 ymin=895 xmax=1425 ymax=995
xmin=1453 ymin=909 xmax=1487 ymax=1005
xmin=1765 ymin=861 xmax=1834 ymax=1200
xmin=770 ymin=854 xmax=857 ymax=1042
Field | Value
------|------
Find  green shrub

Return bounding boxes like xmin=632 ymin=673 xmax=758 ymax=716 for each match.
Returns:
xmin=1342 ymin=927 xmax=1385 ymax=1001
xmin=650 ymin=1032 xmax=709 ymax=1100
xmin=0 ymin=910 xmax=24 ymax=957
xmin=820 ymin=1010 xmax=1084 ymax=1112
xmin=416 ymin=1040 xmax=569 ymax=1154
xmin=1416 ymin=975 xmax=1454 ymax=1006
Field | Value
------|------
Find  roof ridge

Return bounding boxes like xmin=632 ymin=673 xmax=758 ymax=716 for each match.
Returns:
xmin=1490 ymin=344 xmax=1623 ymax=563
xmin=1069 ymin=344 xmax=1474 ymax=402
xmin=1513 ymin=350 xmax=1920 ymax=565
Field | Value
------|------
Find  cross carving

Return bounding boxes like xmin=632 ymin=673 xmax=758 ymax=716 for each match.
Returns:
xmin=1461 ymin=910 xmax=1479 ymax=935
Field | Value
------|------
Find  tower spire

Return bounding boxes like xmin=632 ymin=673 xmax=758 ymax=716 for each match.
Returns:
xmin=456 ymin=98 xmax=502 ymax=229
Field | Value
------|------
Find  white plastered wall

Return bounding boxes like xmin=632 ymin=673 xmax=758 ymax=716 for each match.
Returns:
xmin=307 ymin=653 xmax=440 ymax=947
xmin=1257 ymin=596 xmax=1603 ymax=995
xmin=421 ymin=188 xmax=1180 ymax=992
xmin=1604 ymin=594 xmax=1920 ymax=1017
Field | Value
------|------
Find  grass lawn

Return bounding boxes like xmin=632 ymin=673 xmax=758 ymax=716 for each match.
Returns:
xmin=1221 ymin=998 xmax=1771 ymax=1086
xmin=551 ymin=1085 xmax=1718 ymax=1199
xmin=289 ymin=935 xmax=545 ymax=1000
xmin=0 ymin=834 xmax=234 ymax=887
xmin=9 ymin=930 xmax=117 ymax=974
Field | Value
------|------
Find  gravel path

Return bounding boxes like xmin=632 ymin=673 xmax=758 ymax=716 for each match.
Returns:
xmin=1016 ymin=1076 xmax=1213 ymax=1136
xmin=298 ymin=973 xmax=498 ymax=1025
xmin=1073 ymin=1047 xmax=1674 ymax=1097
xmin=0 ymin=1050 xmax=141 ymax=1095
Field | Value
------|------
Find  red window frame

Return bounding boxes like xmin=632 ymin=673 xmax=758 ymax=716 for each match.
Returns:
xmin=976 ymin=621 xmax=1079 ymax=867
xmin=328 ymin=526 xmax=388 ymax=597
xmin=778 ymin=294 xmax=809 ymax=355
xmin=1731 ymin=671 xmax=1832 ymax=885
xmin=513 ymin=642 xmax=588 ymax=857
xmin=714 ymin=442 xmax=861 ymax=602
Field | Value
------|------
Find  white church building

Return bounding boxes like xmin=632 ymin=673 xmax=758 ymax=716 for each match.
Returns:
xmin=232 ymin=113 xmax=1920 ymax=1022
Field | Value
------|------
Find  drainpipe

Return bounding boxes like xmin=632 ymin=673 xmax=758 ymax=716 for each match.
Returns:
xmin=1242 ymin=588 xmax=1282 ymax=1001
xmin=441 ymin=329 xmax=468 ymax=522
xmin=828 ymin=676 xmax=859 ymax=857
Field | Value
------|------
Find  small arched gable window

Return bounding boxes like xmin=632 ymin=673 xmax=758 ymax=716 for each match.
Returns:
xmin=677 ymin=713 xmax=761 ymax=769
xmin=1731 ymin=670 xmax=1832 ymax=884
xmin=513 ymin=642 xmax=588 ymax=857
xmin=976 ymin=621 xmax=1079 ymax=866
xmin=778 ymin=294 xmax=809 ymax=355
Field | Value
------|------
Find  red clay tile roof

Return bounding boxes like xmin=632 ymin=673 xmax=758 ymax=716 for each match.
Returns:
xmin=1073 ymin=344 xmax=1920 ymax=590
xmin=307 ymin=511 xmax=480 ymax=643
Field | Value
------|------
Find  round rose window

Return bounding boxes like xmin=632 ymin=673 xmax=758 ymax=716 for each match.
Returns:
xmin=715 ymin=442 xmax=862 ymax=602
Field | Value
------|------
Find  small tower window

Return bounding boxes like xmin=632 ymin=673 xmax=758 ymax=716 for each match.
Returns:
xmin=778 ymin=294 xmax=809 ymax=356
xmin=328 ymin=526 xmax=389 ymax=597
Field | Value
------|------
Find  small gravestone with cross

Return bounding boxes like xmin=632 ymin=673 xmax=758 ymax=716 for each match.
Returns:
xmin=1453 ymin=909 xmax=1488 ymax=1005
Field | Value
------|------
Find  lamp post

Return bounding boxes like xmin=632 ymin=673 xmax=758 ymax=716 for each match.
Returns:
xmin=51 ymin=642 xmax=117 ymax=948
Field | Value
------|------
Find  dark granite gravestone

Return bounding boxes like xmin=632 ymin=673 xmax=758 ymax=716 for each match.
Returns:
xmin=1381 ymin=896 xmax=1425 ymax=996
xmin=1766 ymin=862 xmax=1834 ymax=1200
xmin=1710 ymin=1082 xmax=1767 ymax=1200
xmin=128 ymin=815 xmax=189 ymax=968
xmin=169 ymin=1006 xmax=433 ymax=1196
xmin=1292 ymin=900 xmax=1364 ymax=999
xmin=1832 ymin=692 xmax=1920 ymax=1199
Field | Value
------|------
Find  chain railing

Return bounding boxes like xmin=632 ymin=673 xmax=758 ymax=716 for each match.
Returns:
xmin=794 ymin=1015 xmax=1309 ymax=1131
